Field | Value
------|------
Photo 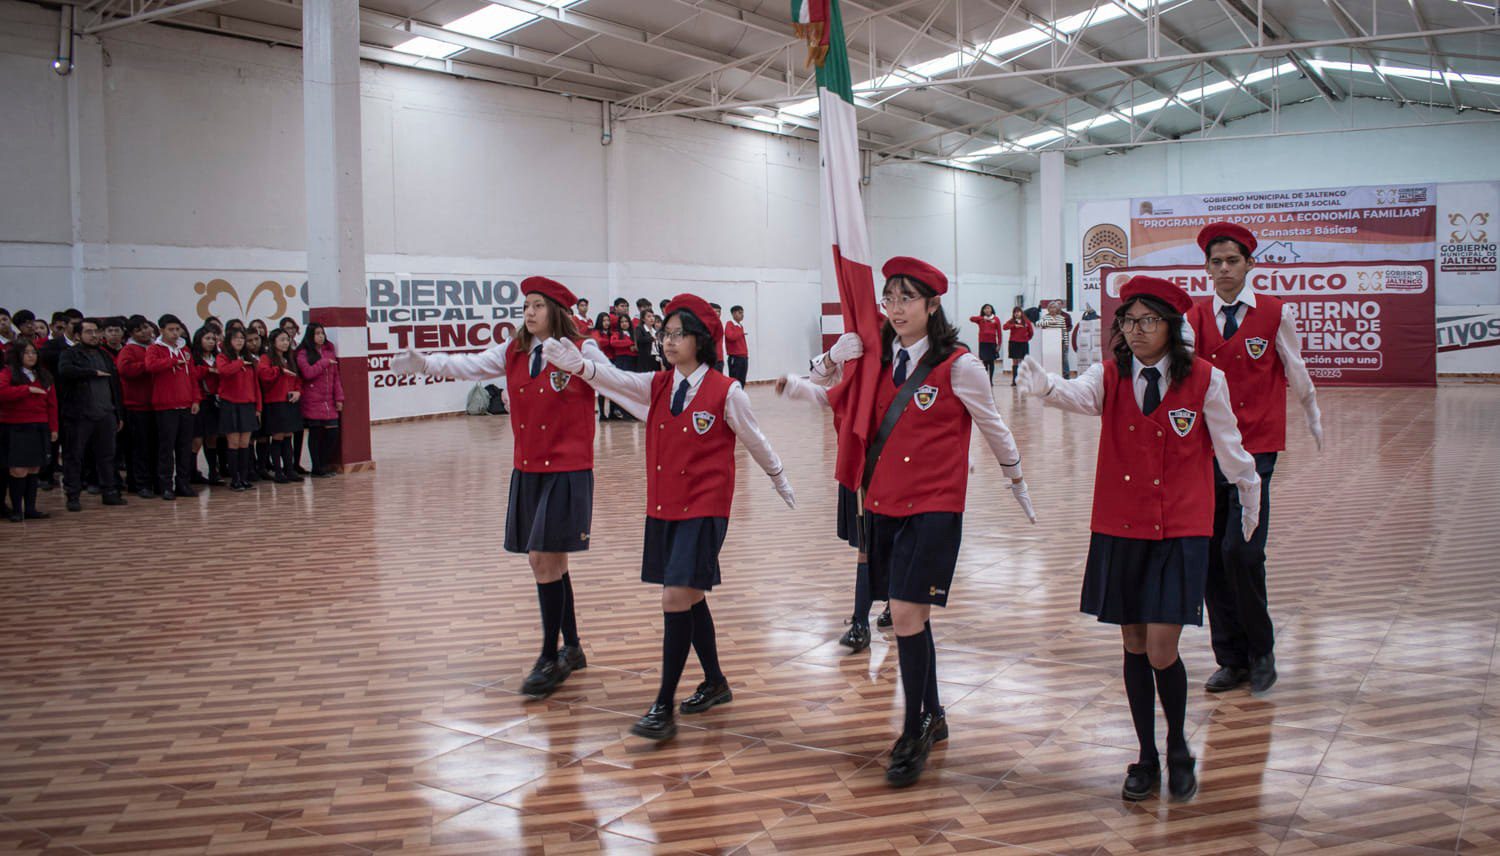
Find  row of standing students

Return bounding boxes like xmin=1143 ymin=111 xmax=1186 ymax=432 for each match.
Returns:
xmin=390 ymin=217 xmax=1320 ymax=798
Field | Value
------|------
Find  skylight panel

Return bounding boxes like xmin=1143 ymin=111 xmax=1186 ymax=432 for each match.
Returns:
xmin=391 ymin=36 xmax=464 ymax=59
xmin=444 ymin=5 xmax=536 ymax=38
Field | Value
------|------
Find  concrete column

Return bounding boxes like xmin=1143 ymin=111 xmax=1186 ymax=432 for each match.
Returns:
xmin=67 ymin=36 xmax=109 ymax=311
xmin=602 ymin=109 xmax=628 ymax=304
xmin=303 ymin=0 xmax=371 ymax=468
xmin=1039 ymin=151 xmax=1065 ymax=306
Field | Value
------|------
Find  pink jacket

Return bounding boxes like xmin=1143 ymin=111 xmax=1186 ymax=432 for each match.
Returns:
xmin=295 ymin=343 xmax=344 ymax=420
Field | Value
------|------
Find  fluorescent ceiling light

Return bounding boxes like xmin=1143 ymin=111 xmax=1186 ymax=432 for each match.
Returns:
xmin=393 ymin=1 xmax=588 ymax=60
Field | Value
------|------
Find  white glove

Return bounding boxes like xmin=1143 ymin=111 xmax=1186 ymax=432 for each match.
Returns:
xmin=389 ymin=349 xmax=427 ymax=375
xmin=1016 ymin=357 xmax=1052 ymax=398
xmin=1009 ymin=480 xmax=1037 ymax=524
xmin=542 ymin=338 xmax=585 ymax=375
xmin=770 ymin=470 xmax=796 ymax=509
xmin=1303 ymin=396 xmax=1324 ymax=452
xmin=828 ymin=332 xmax=864 ymax=364
xmin=1238 ymin=480 xmax=1261 ymax=542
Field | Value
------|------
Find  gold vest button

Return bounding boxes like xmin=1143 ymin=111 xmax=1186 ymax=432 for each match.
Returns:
xmin=1153 ymin=478 xmax=1160 ymax=485
xmin=1156 ymin=430 xmax=1163 ymax=437
xmin=903 ymin=456 xmax=910 ymax=462
xmin=1128 ymin=425 xmax=1136 ymax=432
xmin=1154 ymin=524 xmax=1161 ymax=530
xmin=873 ymin=500 xmax=880 ymax=507
xmin=655 ymin=504 xmax=662 ymax=511
xmin=1123 ymin=523 xmax=1131 ymax=529
xmin=1124 ymin=475 xmax=1131 ymax=482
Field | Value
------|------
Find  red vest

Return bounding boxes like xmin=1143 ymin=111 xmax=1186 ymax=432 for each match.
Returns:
xmin=864 ymin=349 xmax=972 ymax=517
xmin=646 ymin=369 xmax=736 ymax=520
xmin=506 ymin=339 xmax=596 ymax=473
xmin=1092 ymin=359 xmax=1216 ymax=539
xmin=257 ymin=355 xmax=302 ymax=403
xmin=724 ymin=322 xmax=748 ymax=356
xmin=1187 ymin=295 xmax=1287 ymax=453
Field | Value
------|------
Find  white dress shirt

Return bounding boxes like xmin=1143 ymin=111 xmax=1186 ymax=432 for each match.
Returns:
xmin=424 ymin=336 xmax=607 ymax=392
xmin=575 ymin=357 xmax=785 ymax=478
xmin=1209 ymin=287 xmax=1317 ymax=406
xmin=1039 ymin=356 xmax=1261 ymax=499
xmin=811 ymin=336 xmax=1023 ymax=480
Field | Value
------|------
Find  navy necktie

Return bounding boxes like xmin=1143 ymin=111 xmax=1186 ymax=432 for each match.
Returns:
xmin=893 ymin=349 xmax=910 ymax=386
xmin=1141 ymin=366 xmax=1162 ymax=416
xmin=1221 ymin=302 xmax=1242 ymax=338
xmin=530 ymin=344 xmax=542 ymax=378
xmin=670 ymin=378 xmax=690 ymax=416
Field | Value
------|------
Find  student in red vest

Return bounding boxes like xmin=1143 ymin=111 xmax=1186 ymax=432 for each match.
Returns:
xmin=1018 ymin=275 xmax=1261 ymax=802
xmin=116 ymin=316 xmax=157 ymax=496
xmin=1001 ymin=307 xmax=1034 ymax=386
xmin=214 ymin=326 xmax=260 ymax=491
xmin=724 ymin=305 xmax=749 ymax=385
xmin=256 ymin=329 xmax=304 ymax=483
xmin=969 ymin=304 xmax=1003 ymax=384
xmin=573 ymin=299 xmax=592 ymax=334
xmin=189 ymin=327 xmax=225 ymax=486
xmin=1 ymin=341 xmax=58 ymax=522
xmin=145 ymin=314 xmax=199 ymax=501
xmin=1186 ymin=222 xmax=1322 ymax=695
xmin=541 ymin=293 xmax=795 ymax=742
xmin=817 ymin=258 xmax=1036 ymax=788
xmin=392 ymin=277 xmax=603 ymax=699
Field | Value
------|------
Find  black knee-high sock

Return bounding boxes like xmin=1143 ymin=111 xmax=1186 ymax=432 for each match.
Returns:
xmin=1011 ymin=364 xmax=1019 ymax=381
xmin=690 ymin=599 xmax=724 ymax=685
xmin=536 ymin=579 xmax=567 ymax=659
xmin=560 ymin=573 xmax=580 ymax=647
xmin=292 ymin=431 xmax=304 ymax=469
xmin=923 ymin=621 xmax=941 ymax=715
xmin=655 ymin=610 xmax=694 ymax=708
xmin=1124 ymin=650 xmax=1158 ymax=764
xmin=23 ymin=474 xmax=39 ymax=513
xmin=895 ymin=631 xmax=928 ymax=738
xmin=256 ymin=440 xmax=271 ymax=471
xmin=280 ymin=438 xmax=295 ymax=473
xmin=852 ymin=561 xmax=872 ymax=625
xmin=8 ymin=475 xmax=24 ymax=512
xmin=1154 ymin=657 xmax=1189 ymax=759
xmin=238 ymin=447 xmax=252 ymax=482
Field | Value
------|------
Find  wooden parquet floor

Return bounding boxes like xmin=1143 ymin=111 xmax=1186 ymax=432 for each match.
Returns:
xmin=3 ymin=383 xmax=1499 ymax=855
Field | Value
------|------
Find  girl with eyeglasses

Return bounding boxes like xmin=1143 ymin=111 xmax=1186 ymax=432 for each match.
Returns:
xmin=1017 ymin=275 xmax=1262 ymax=804
xmin=541 ymin=293 xmax=795 ymax=743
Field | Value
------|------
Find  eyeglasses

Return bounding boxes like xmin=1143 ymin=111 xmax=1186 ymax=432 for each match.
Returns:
xmin=879 ymin=294 xmax=924 ymax=310
xmin=657 ymin=329 xmax=690 ymax=343
xmin=1118 ymin=315 xmax=1164 ymax=333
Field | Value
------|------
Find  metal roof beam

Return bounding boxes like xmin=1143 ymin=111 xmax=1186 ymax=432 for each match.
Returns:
xmin=1321 ymin=0 xmax=1412 ymax=105
xmin=1405 ymin=0 xmax=1463 ymax=111
xmin=83 ymin=0 xmax=239 ymax=34
xmin=1216 ymin=0 xmax=1345 ymax=105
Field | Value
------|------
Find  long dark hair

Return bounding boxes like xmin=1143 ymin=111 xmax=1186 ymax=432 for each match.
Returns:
xmin=191 ymin=326 xmax=218 ymax=365
xmin=514 ymin=295 xmax=582 ymax=353
xmin=595 ymin=312 xmax=614 ymax=333
xmin=1111 ymin=295 xmax=1194 ymax=383
xmin=299 ymin=323 xmax=328 ymax=366
xmin=879 ymin=275 xmax=961 ymax=368
xmin=980 ymin=303 xmax=995 ymax=317
xmin=266 ymin=328 xmax=292 ymax=371
xmin=6 ymin=341 xmax=51 ymax=388
xmin=667 ymin=308 xmax=717 ymax=367
xmin=221 ymin=327 xmax=247 ymax=363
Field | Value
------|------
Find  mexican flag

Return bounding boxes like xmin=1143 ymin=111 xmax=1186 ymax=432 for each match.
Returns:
xmin=793 ymin=0 xmax=882 ymax=490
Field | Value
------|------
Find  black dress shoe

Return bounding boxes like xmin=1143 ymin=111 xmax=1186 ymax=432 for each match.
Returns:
xmin=520 ymin=654 xmax=572 ymax=698
xmin=6 ymin=511 xmax=21 ymax=523
xmin=161 ymin=490 xmax=175 ymax=501
xmin=1121 ymin=759 xmax=1161 ymax=801
xmin=102 ymin=493 xmax=127 ymax=506
xmin=85 ymin=485 xmax=101 ymax=495
xmin=24 ymin=510 xmax=49 ymax=519
xmin=630 ymin=702 xmax=677 ymax=741
xmin=1167 ymin=753 xmax=1198 ymax=801
xmin=920 ymin=708 xmax=948 ymax=744
xmin=679 ymin=679 xmax=732 ymax=714
xmin=136 ymin=488 xmax=155 ymax=499
xmin=885 ymin=732 xmax=932 ymax=788
xmin=876 ymin=605 xmax=893 ymax=629
xmin=190 ymin=471 xmax=206 ymax=485
xmin=560 ymin=644 xmax=587 ymax=672
xmin=839 ymin=621 xmax=871 ymax=652
xmin=271 ymin=471 xmax=290 ymax=484
xmin=176 ymin=485 xmax=198 ymax=498
xmin=1204 ymin=666 xmax=1249 ymax=693
xmin=66 ymin=497 xmax=82 ymax=512
xmin=313 ymin=470 xmax=337 ymax=479
xmin=1249 ymin=654 xmax=1277 ymax=693
xmin=205 ymin=474 xmax=225 ymax=486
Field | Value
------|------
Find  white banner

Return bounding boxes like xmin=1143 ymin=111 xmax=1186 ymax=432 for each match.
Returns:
xmin=1436 ymin=182 xmax=1500 ymax=305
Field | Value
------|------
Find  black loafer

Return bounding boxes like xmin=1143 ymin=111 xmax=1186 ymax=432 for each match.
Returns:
xmin=101 ymin=493 xmax=127 ymax=506
xmin=839 ymin=621 xmax=871 ymax=652
xmin=920 ymin=708 xmax=948 ymax=744
xmin=1167 ymin=753 xmax=1197 ymax=801
xmin=136 ymin=489 xmax=155 ymax=499
xmin=885 ymin=732 xmax=932 ymax=788
xmin=66 ymin=497 xmax=82 ymax=512
xmin=160 ymin=490 xmax=175 ymax=501
xmin=519 ymin=654 xmax=572 ymax=699
xmin=560 ymin=644 xmax=587 ymax=672
xmin=630 ymin=702 xmax=677 ymax=741
xmin=24 ymin=510 xmax=49 ymax=519
xmin=1204 ymin=666 xmax=1249 ymax=693
xmin=1249 ymin=654 xmax=1277 ymax=693
xmin=6 ymin=512 xmax=21 ymax=523
xmin=1121 ymin=759 xmax=1161 ymax=801
xmin=679 ymin=680 xmax=732 ymax=714
xmin=876 ymin=606 xmax=893 ymax=629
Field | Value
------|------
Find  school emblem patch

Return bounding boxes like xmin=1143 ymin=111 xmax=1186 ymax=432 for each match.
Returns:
xmin=692 ymin=411 xmax=716 ymax=435
xmin=914 ymin=384 xmax=939 ymax=411
xmin=549 ymin=371 xmax=571 ymax=392
xmin=1168 ymin=408 xmax=1197 ymax=437
xmin=1244 ymin=337 xmax=1269 ymax=360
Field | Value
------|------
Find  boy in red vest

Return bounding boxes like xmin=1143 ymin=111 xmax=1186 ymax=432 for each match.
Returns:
xmin=724 ymin=305 xmax=749 ymax=385
xmin=1187 ymin=222 xmax=1322 ymax=695
xmin=144 ymin=314 xmax=199 ymax=501
xmin=1019 ymin=275 xmax=1261 ymax=802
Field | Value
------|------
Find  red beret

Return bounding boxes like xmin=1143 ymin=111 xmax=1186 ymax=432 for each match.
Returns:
xmin=881 ymin=256 xmax=948 ymax=295
xmin=663 ymin=293 xmax=723 ymax=352
xmin=520 ymin=276 xmax=578 ymax=310
xmin=1196 ymin=221 xmax=1258 ymax=255
xmin=1119 ymin=275 xmax=1193 ymax=315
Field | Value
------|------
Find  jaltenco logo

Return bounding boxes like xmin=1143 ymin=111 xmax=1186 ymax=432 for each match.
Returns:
xmin=194 ymin=278 xmax=301 ymax=324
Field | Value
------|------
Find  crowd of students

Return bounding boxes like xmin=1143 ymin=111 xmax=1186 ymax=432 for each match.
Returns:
xmin=0 ymin=307 xmax=343 ymax=521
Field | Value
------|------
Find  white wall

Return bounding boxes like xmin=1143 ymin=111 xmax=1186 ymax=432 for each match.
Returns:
xmin=0 ymin=0 xmax=1028 ymax=410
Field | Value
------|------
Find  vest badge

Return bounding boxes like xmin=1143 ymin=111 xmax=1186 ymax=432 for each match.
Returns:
xmin=1168 ymin=408 xmax=1197 ymax=437
xmin=1244 ymin=337 xmax=1269 ymax=360
xmin=692 ymin=411 xmax=716 ymax=435
xmin=549 ymin=371 xmax=571 ymax=392
xmin=914 ymin=384 xmax=939 ymax=411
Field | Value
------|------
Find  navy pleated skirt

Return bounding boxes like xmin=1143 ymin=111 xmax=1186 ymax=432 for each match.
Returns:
xmin=641 ymin=516 xmax=729 ymax=590
xmin=1081 ymin=533 xmax=1208 ymax=626
xmin=836 ymin=484 xmax=864 ymax=550
xmin=2 ymin=423 xmax=48 ymax=468
xmin=504 ymin=469 xmax=593 ymax=554
xmin=866 ymin=510 xmax=963 ymax=607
